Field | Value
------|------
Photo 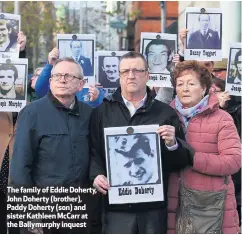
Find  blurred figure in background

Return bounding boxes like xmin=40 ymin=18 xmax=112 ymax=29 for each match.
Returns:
xmin=212 ymin=58 xmax=228 ymax=81
xmin=210 ymin=76 xmax=241 ymax=224
xmin=27 ymin=67 xmax=43 ymax=102
xmin=211 ymin=77 xmax=230 ymax=109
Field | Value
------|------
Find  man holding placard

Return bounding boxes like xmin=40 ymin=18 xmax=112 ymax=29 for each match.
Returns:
xmin=89 ymin=51 xmax=193 ymax=233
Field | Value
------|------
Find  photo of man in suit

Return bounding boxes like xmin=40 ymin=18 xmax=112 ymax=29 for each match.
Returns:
xmin=70 ymin=39 xmax=93 ymax=76
xmin=144 ymin=39 xmax=173 ymax=74
xmin=0 ymin=63 xmax=24 ymax=100
xmin=99 ymin=56 xmax=120 ymax=88
xmin=187 ymin=13 xmax=221 ymax=50
xmin=0 ymin=19 xmax=18 ymax=52
xmin=227 ymin=49 xmax=242 ymax=85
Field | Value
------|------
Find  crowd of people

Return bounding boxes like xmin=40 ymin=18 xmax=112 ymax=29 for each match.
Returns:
xmin=0 ymin=22 xmax=241 ymax=235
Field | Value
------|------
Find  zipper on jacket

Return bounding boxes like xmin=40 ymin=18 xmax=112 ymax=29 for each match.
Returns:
xmin=66 ymin=113 xmax=76 ymax=179
xmin=129 ymin=99 xmax=156 ymax=124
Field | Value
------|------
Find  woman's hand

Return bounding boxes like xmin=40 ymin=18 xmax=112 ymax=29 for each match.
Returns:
xmin=217 ymin=91 xmax=230 ymax=108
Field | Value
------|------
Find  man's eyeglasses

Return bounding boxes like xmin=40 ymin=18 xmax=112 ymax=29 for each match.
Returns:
xmin=51 ymin=73 xmax=82 ymax=82
xmin=119 ymin=68 xmax=147 ymax=77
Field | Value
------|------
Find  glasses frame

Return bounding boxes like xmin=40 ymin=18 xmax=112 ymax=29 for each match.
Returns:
xmin=51 ymin=73 xmax=82 ymax=82
xmin=119 ymin=68 xmax=148 ymax=77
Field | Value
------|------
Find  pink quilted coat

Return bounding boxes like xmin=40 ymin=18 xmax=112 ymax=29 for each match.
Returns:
xmin=168 ymin=93 xmax=241 ymax=234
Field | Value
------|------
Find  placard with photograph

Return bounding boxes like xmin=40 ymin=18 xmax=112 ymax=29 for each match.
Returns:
xmin=57 ymin=34 xmax=95 ymax=87
xmin=96 ymin=51 xmax=129 ymax=97
xmin=140 ymin=32 xmax=177 ymax=88
xmin=0 ymin=58 xmax=28 ymax=112
xmin=0 ymin=13 xmax=20 ymax=59
xmin=185 ymin=7 xmax=222 ymax=61
xmin=104 ymin=125 xmax=164 ymax=204
xmin=225 ymin=43 xmax=242 ymax=96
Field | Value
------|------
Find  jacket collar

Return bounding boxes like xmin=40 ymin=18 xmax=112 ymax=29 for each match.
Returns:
xmin=47 ymin=91 xmax=79 ymax=116
xmin=170 ymin=91 xmax=219 ymax=118
xmin=105 ymin=86 xmax=156 ymax=109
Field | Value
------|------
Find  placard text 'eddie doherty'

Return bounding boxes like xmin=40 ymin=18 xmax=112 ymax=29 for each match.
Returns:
xmin=118 ymin=186 xmax=154 ymax=196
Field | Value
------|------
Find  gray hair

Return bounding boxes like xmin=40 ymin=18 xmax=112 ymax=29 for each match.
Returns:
xmin=51 ymin=57 xmax=84 ymax=79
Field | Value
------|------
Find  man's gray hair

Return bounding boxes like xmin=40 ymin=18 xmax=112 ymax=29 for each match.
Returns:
xmin=51 ymin=57 xmax=84 ymax=79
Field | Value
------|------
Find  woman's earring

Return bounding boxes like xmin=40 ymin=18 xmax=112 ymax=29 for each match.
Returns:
xmin=201 ymin=91 xmax=205 ymax=98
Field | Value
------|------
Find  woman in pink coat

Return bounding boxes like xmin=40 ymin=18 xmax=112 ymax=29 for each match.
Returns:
xmin=168 ymin=61 xmax=241 ymax=234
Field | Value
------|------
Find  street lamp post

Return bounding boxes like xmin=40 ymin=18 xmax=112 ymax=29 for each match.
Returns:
xmin=160 ymin=1 xmax=166 ymax=33
xmin=14 ymin=1 xmax=19 ymax=15
xmin=159 ymin=1 xmax=174 ymax=105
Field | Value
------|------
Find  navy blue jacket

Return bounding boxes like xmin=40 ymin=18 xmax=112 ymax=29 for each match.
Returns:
xmin=10 ymin=92 xmax=92 ymax=187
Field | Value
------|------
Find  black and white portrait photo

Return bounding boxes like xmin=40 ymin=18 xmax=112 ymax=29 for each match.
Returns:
xmin=140 ymin=32 xmax=176 ymax=88
xmin=0 ymin=13 xmax=20 ymax=59
xmin=225 ymin=43 xmax=242 ymax=96
xmin=57 ymin=34 xmax=95 ymax=86
xmin=104 ymin=125 xmax=164 ymax=204
xmin=107 ymin=134 xmax=160 ymax=186
xmin=0 ymin=58 xmax=28 ymax=112
xmin=185 ymin=7 xmax=222 ymax=61
xmin=97 ymin=51 xmax=129 ymax=97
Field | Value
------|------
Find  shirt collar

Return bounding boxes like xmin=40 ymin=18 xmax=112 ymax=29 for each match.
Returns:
xmin=47 ymin=91 xmax=79 ymax=116
xmin=122 ymin=93 xmax=147 ymax=108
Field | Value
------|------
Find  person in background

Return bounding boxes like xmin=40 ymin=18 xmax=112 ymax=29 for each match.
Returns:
xmin=27 ymin=67 xmax=43 ymax=102
xmin=168 ymin=61 xmax=241 ymax=234
xmin=0 ymin=31 xmax=26 ymax=234
xmin=35 ymin=48 xmax=104 ymax=108
xmin=211 ymin=77 xmax=231 ymax=109
xmin=212 ymin=58 xmax=228 ymax=81
xmin=210 ymin=59 xmax=241 ymax=140
xmin=211 ymin=77 xmax=241 ymax=225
